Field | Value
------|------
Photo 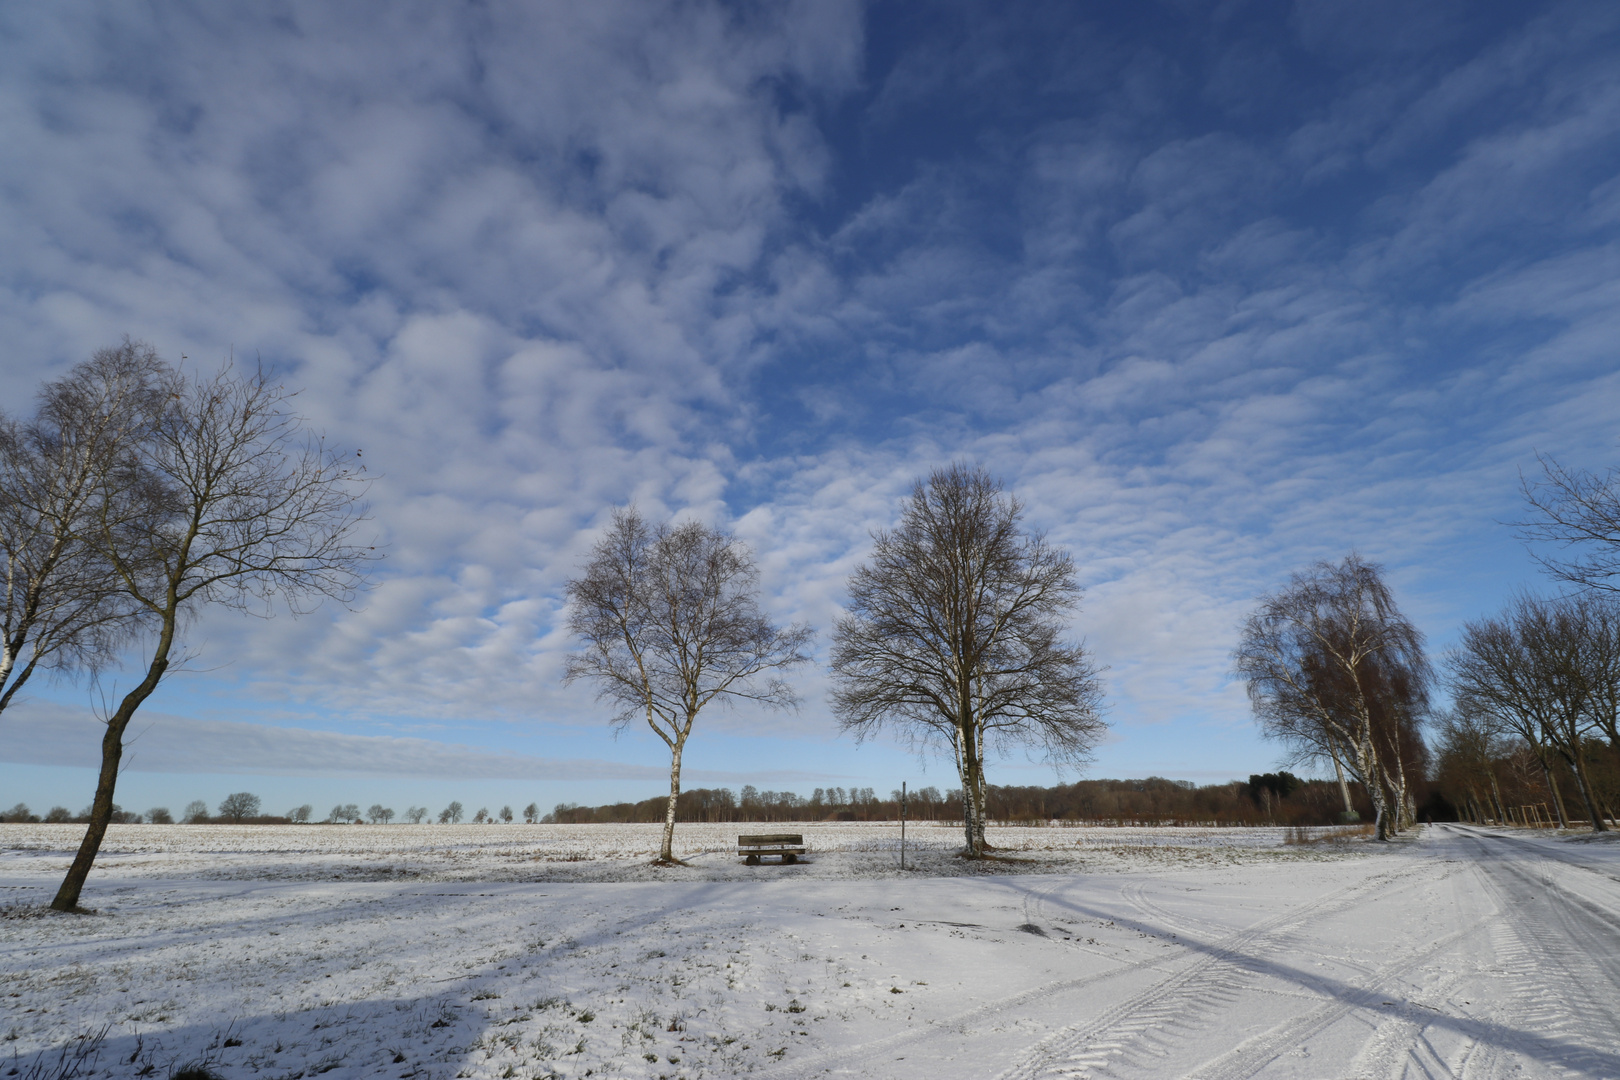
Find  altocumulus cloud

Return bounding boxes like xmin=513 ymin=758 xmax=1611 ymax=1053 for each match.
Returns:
xmin=2 ymin=1 xmax=1619 ymax=787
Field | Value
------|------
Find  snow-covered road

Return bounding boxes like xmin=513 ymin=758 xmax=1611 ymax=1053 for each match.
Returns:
xmin=859 ymin=824 xmax=1620 ymax=1080
xmin=2 ymin=823 xmax=1615 ymax=1079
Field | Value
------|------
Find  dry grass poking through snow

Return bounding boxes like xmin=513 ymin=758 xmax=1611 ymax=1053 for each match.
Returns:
xmin=0 ymin=821 xmax=1371 ymax=887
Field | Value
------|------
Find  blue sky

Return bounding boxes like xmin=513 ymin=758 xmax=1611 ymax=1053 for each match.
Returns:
xmin=3 ymin=1 xmax=1618 ymax=819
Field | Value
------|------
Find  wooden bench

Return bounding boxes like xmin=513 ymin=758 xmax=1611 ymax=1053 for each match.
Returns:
xmin=738 ymin=833 xmax=806 ymax=865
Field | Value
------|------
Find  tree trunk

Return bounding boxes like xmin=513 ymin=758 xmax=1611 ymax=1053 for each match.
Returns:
xmin=956 ymin=724 xmax=988 ymax=856
xmin=1330 ymin=746 xmax=1353 ymax=816
xmin=1487 ymin=769 xmax=1506 ymax=824
xmin=51 ymin=624 xmax=172 ymax=911
xmin=1353 ymin=735 xmax=1392 ymax=841
xmin=660 ymin=734 xmax=685 ymax=863
xmin=1565 ymin=747 xmax=1607 ymax=833
xmin=1539 ymin=756 xmax=1570 ymax=828
xmin=1386 ymin=756 xmax=1410 ymax=834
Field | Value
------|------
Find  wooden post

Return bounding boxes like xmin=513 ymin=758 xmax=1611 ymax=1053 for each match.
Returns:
xmin=900 ymin=781 xmax=907 ymax=871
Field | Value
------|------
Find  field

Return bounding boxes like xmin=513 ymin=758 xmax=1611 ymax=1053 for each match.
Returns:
xmin=2 ymin=822 xmax=1616 ymax=1079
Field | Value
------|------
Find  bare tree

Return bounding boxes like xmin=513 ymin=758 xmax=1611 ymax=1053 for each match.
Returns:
xmin=329 ymin=803 xmax=362 ymax=824
xmin=565 ymin=507 xmax=812 ymax=863
xmin=0 ymin=342 xmax=165 ymax=716
xmin=1449 ymin=595 xmax=1608 ymax=832
xmin=439 ymin=801 xmax=463 ymax=824
xmin=829 ymin=463 xmax=1106 ymax=857
xmin=523 ymin=801 xmax=539 ymax=824
xmin=1431 ymin=705 xmax=1510 ymax=823
xmin=217 ymin=792 xmax=261 ymax=823
xmin=1233 ymin=554 xmax=1430 ymax=841
xmin=51 ymin=357 xmax=373 ymax=911
xmin=289 ymin=804 xmax=313 ymax=823
xmin=182 ymin=800 xmax=210 ymax=823
xmin=1575 ymin=596 xmax=1620 ymax=755
xmin=1519 ymin=454 xmax=1620 ymax=592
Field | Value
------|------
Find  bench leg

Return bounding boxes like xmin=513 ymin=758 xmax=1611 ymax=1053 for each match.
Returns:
xmin=783 ymin=853 xmax=798 ymax=864
xmin=745 ymin=854 xmax=760 ymax=865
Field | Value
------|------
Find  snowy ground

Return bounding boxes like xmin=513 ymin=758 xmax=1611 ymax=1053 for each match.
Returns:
xmin=1 ymin=822 xmax=1616 ymax=1079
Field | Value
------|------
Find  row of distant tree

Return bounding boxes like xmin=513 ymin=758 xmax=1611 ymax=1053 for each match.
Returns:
xmin=3 ymin=776 xmax=1406 ymax=829
xmin=539 ymin=774 xmax=1406 ymax=827
xmin=0 ymin=794 xmax=555 ymax=825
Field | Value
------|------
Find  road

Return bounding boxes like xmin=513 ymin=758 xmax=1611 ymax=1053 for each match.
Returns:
xmin=776 ymin=826 xmax=1620 ymax=1080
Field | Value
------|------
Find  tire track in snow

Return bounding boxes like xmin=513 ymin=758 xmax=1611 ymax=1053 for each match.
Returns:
xmin=996 ymin=860 xmax=1461 ymax=1080
xmin=765 ymin=863 xmax=1412 ymax=1079
xmin=998 ymin=828 xmax=1620 ymax=1080
xmin=1448 ymin=826 xmax=1620 ymax=1078
xmin=1173 ymin=921 xmax=1483 ymax=1080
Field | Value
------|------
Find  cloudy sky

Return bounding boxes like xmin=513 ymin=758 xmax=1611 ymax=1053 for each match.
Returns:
xmin=3 ymin=1 xmax=1618 ymax=819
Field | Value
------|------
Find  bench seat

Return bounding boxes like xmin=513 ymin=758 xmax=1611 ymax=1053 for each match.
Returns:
xmin=737 ymin=833 xmax=806 ymax=865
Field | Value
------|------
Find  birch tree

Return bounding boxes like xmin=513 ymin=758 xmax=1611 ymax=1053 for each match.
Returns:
xmin=564 ymin=508 xmax=811 ymax=864
xmin=1233 ymin=554 xmax=1430 ymax=841
xmin=828 ymin=463 xmax=1106 ymax=857
xmin=51 ymin=356 xmax=372 ymax=911
xmin=0 ymin=342 xmax=163 ymax=716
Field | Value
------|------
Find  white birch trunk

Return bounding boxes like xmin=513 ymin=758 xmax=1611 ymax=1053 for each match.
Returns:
xmin=1330 ymin=744 xmax=1354 ymax=817
xmin=661 ymin=734 xmax=685 ymax=862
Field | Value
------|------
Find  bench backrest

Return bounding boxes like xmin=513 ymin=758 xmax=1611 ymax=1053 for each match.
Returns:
xmin=738 ymin=833 xmax=804 ymax=845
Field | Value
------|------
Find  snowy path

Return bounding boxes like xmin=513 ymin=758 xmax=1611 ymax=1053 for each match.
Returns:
xmin=774 ymin=829 xmax=1620 ymax=1080
xmin=793 ymin=824 xmax=1620 ymax=1080
xmin=2 ymin=824 xmax=1616 ymax=1079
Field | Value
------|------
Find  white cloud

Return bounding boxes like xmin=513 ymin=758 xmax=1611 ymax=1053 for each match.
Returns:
xmin=2 ymin=2 xmax=1617 ymax=785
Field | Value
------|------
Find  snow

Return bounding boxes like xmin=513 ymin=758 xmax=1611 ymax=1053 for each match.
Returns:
xmin=2 ymin=822 xmax=1616 ymax=1079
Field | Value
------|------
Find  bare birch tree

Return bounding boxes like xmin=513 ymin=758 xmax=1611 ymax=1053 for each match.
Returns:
xmin=829 ymin=463 xmax=1106 ymax=857
xmin=0 ymin=342 xmax=164 ymax=716
xmin=564 ymin=508 xmax=812 ymax=864
xmin=51 ymin=356 xmax=373 ymax=911
xmin=1519 ymin=453 xmax=1620 ymax=592
xmin=1233 ymin=554 xmax=1430 ymax=841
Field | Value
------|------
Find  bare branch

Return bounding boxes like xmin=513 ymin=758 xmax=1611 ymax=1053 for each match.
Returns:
xmin=1517 ymin=452 xmax=1620 ymax=592
xmin=1232 ymin=554 xmax=1430 ymax=839
xmin=51 ymin=349 xmax=376 ymax=911
xmin=0 ymin=339 xmax=165 ymax=715
xmin=828 ymin=462 xmax=1106 ymax=856
xmin=1447 ymin=593 xmax=1613 ymax=831
xmin=563 ymin=507 xmax=812 ymax=862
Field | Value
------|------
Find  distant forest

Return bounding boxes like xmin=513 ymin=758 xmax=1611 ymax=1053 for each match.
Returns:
xmin=542 ymin=774 xmax=1435 ymax=827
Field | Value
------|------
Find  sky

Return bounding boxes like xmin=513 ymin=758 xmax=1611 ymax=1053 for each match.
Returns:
xmin=2 ymin=0 xmax=1618 ymax=821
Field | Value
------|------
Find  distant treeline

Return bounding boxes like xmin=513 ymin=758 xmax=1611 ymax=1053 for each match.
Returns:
xmin=542 ymin=775 xmax=1419 ymax=827
xmin=3 ymin=774 xmax=1460 ymax=829
xmin=1432 ymin=735 xmax=1620 ymax=828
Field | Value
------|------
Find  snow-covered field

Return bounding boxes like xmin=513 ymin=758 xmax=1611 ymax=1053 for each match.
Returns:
xmin=2 ymin=822 xmax=1616 ymax=1079
xmin=0 ymin=821 xmax=1346 ymax=886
